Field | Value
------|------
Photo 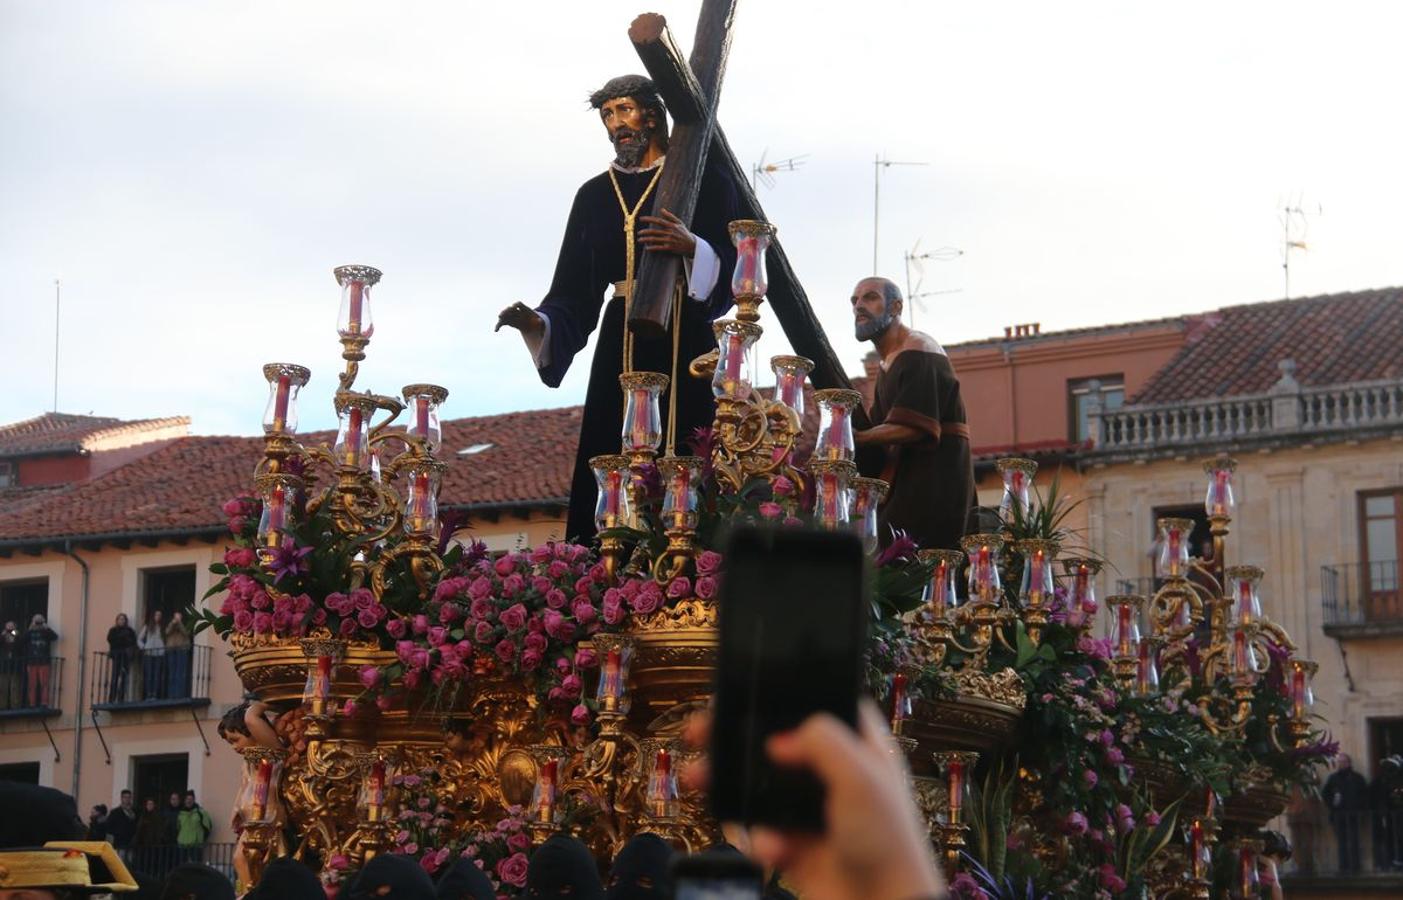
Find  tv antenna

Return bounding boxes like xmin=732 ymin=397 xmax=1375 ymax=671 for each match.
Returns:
xmin=1279 ymin=196 xmax=1320 ymax=299
xmin=873 ymin=154 xmax=928 ymax=274
xmin=751 ymin=149 xmax=808 ymax=192
xmin=904 ymin=241 xmax=963 ymax=327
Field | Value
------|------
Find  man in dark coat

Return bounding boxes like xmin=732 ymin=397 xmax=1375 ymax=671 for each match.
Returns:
xmin=1322 ymin=753 xmax=1371 ymax=873
xmin=497 ymin=74 xmax=739 ymax=542
xmin=851 ymin=277 xmax=974 ymax=550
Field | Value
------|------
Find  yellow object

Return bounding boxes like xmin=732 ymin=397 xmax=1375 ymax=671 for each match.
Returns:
xmin=0 ymin=841 xmax=137 ymax=893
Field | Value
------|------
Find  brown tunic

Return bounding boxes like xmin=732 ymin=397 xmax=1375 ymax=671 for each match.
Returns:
xmin=860 ymin=342 xmax=974 ymax=550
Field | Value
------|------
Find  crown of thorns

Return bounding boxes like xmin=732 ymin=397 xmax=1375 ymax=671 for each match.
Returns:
xmin=589 ymin=75 xmax=666 ymax=113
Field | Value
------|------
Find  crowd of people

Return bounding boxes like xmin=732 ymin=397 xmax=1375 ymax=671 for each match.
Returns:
xmin=1310 ymin=752 xmax=1403 ymax=874
xmin=107 ymin=610 xmax=195 ymax=703
xmin=84 ymin=786 xmax=216 ymax=880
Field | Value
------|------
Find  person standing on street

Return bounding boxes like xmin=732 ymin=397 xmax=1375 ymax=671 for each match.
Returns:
xmin=1322 ymin=754 xmax=1371 ymax=873
xmin=176 ymin=789 xmax=213 ymax=863
xmin=104 ymin=789 xmax=139 ymax=856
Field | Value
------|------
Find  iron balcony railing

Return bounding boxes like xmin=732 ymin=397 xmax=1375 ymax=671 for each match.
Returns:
xmin=1322 ymin=560 xmax=1401 ymax=632
xmin=116 ymin=841 xmax=237 ymax=882
xmin=91 ymin=646 xmax=212 ymax=711
xmin=0 ymin=654 xmax=63 ymax=718
xmin=1281 ymin=808 xmax=1403 ymax=881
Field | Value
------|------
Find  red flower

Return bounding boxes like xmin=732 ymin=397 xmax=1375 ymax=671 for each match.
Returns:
xmin=496 ymin=852 xmax=529 ymax=888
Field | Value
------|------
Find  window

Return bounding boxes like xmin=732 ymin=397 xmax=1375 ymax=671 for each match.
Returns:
xmin=0 ymin=761 xmax=40 ymax=784
xmin=0 ymin=579 xmax=47 ymax=632
xmin=1359 ymin=489 xmax=1402 ymax=621
xmin=0 ymin=461 xmax=14 ymax=488
xmin=132 ymin=753 xmax=189 ymax=811
xmin=140 ymin=566 xmax=196 ymax=629
xmin=1069 ymin=376 xmax=1125 ymax=442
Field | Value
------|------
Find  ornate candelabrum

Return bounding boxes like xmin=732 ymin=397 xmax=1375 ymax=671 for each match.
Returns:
xmin=728 ymin=219 xmax=776 ymax=323
xmin=1061 ymin=557 xmax=1101 ymax=630
xmin=949 ymin=534 xmax=1013 ymax=669
xmin=931 ymin=750 xmax=978 ymax=874
xmin=912 ymin=549 xmax=963 ymax=667
xmin=236 ymin=747 xmax=288 ymax=886
xmin=995 ymin=457 xmax=1036 ymax=524
xmin=1015 ymin=538 xmax=1059 ymax=645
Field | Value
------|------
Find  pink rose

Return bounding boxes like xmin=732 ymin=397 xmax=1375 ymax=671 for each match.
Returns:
xmin=545 ymin=588 xmax=568 ymax=609
xmin=531 ymin=576 xmax=553 ymax=595
xmin=359 ymin=666 xmax=381 ymax=688
xmin=351 ymin=588 xmax=375 ymax=610
xmin=233 ymin=610 xmax=254 ymax=632
xmin=494 ymin=555 xmax=517 ymax=577
xmin=495 ymin=639 xmax=517 ymax=663
xmin=1064 ymin=811 xmax=1088 ymax=835
xmin=502 ymin=573 xmax=525 ymax=598
xmin=338 ymin=617 xmax=358 ymax=636
xmin=358 ymin=608 xmax=380 ymax=629
xmin=496 ymin=852 xmax=529 ymax=888
xmin=602 ymin=595 xmax=626 ymax=625
xmin=547 ymin=560 xmax=570 ymax=579
xmin=561 ymin=673 xmax=582 ymax=696
xmin=455 ymin=640 xmax=473 ymax=660
xmin=469 ymin=597 xmax=494 ymax=621
xmin=575 ymin=575 xmax=593 ymax=595
xmin=758 ymin=501 xmax=783 ymax=519
xmin=250 ymin=590 xmax=271 ymax=611
xmin=272 ymin=609 xmax=293 ymax=632
xmin=526 ymin=614 xmax=544 ymax=633
xmin=1106 ymin=747 xmax=1125 ymax=765
xmin=438 ymin=603 xmax=463 ymax=624
xmin=224 ymin=547 xmax=256 ymax=568
xmin=310 ymin=607 xmax=327 ymax=625
xmin=696 ymin=550 xmax=723 ymax=574
xmin=506 ymin=831 xmax=531 ymax=852
xmin=521 ymin=648 xmax=543 ymax=670
xmin=1098 ymin=865 xmax=1126 ymax=893
xmin=574 ymin=648 xmax=598 ymax=668
xmin=386 ymin=617 xmax=407 ymax=638
xmin=1082 ymin=769 xmax=1098 ymax=787
xmin=694 ymin=575 xmax=717 ymax=600
xmin=474 ymin=620 xmax=495 ymax=643
xmin=403 ymin=669 xmax=420 ymax=690
xmin=341 ymin=699 xmax=358 ymax=717
xmin=396 ymin=640 xmax=417 ymax=664
xmin=252 ymin=612 xmax=273 ymax=633
xmin=523 ymin=631 xmax=548 ymax=652
xmin=572 ymin=598 xmax=597 ymax=624
xmin=667 ymin=576 xmax=691 ymax=599
xmin=412 ymin=614 xmax=430 ymax=635
xmin=499 ymin=603 xmax=528 ymax=632
xmin=427 ymin=626 xmax=448 ymax=646
xmin=571 ymin=704 xmax=591 ymax=726
xmin=530 ymin=545 xmax=554 ymax=564
xmin=771 ymin=476 xmax=794 ymax=497
xmin=221 ymin=498 xmax=244 ymax=517
xmin=467 ymin=577 xmax=493 ymax=600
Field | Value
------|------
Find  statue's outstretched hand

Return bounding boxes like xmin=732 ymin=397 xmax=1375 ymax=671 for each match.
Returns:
xmin=496 ymin=302 xmax=544 ymax=336
xmin=639 ymin=207 xmax=698 ymax=257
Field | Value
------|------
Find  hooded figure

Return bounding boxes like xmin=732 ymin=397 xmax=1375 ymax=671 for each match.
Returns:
xmin=159 ymin=862 xmax=235 ymax=900
xmin=525 ymin=834 xmax=603 ymax=900
xmin=348 ymin=854 xmax=436 ymax=900
xmin=0 ymin=781 xmax=86 ymax=847
xmin=247 ymin=857 xmax=324 ymax=900
xmin=435 ymin=857 xmax=496 ymax=900
xmin=605 ymin=833 xmax=674 ymax=900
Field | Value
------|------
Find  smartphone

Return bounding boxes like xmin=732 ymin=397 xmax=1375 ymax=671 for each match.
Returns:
xmin=708 ymin=526 xmax=868 ymax=831
xmin=670 ymin=851 xmax=763 ymax=900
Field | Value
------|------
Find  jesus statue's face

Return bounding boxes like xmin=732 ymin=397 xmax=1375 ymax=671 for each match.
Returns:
xmin=600 ymin=96 xmax=657 ymax=168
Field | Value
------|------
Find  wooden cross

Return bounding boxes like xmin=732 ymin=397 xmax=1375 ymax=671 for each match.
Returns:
xmin=625 ymin=4 xmax=854 ymax=394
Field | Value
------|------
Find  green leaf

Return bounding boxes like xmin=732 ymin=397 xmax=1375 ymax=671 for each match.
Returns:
xmin=209 ymin=562 xmax=229 ymax=575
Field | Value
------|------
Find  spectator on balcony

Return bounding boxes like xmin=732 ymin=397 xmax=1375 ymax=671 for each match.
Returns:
xmin=106 ymin=613 xmax=138 ymax=704
xmin=133 ymin=796 xmax=167 ymax=875
xmin=104 ymin=789 xmax=138 ymax=852
xmin=22 ymin=613 xmax=59 ymax=708
xmin=1372 ymin=756 xmax=1403 ymax=872
xmin=164 ymin=611 xmax=191 ymax=699
xmin=0 ymin=620 xmax=20 ymax=710
xmin=162 ymin=791 xmax=182 ymax=845
xmin=175 ymin=790 xmax=212 ymax=864
xmin=138 ymin=610 xmax=165 ymax=701
xmin=1322 ymin=753 xmax=1370 ymax=874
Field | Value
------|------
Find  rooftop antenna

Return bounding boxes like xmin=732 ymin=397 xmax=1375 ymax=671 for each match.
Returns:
xmin=873 ymin=153 xmax=928 ymax=274
xmin=1279 ymin=195 xmax=1320 ymax=299
xmin=903 ymin=240 xmax=963 ymax=327
xmin=752 ymin=149 xmax=808 ymax=192
xmin=52 ymin=278 xmax=61 ymax=412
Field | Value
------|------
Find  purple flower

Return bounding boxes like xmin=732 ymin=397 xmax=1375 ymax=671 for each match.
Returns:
xmin=266 ymin=537 xmax=313 ymax=584
xmin=1106 ymin=747 xmax=1125 ymax=765
xmin=1083 ymin=769 xmax=1098 ymax=788
xmin=1064 ymin=811 xmax=1088 ymax=834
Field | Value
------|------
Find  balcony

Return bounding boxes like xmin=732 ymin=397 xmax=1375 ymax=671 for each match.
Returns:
xmin=91 ymin=647 xmax=211 ymax=711
xmin=0 ymin=655 xmax=63 ymax=719
xmin=1281 ymin=809 xmax=1403 ymax=895
xmin=1322 ymin=561 xmax=1402 ymax=638
xmin=1087 ymin=374 xmax=1403 ymax=456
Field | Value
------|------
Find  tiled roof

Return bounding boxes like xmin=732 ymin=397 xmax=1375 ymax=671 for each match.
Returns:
xmin=0 ymin=406 xmax=583 ymax=546
xmin=0 ymin=412 xmax=189 ymax=457
xmin=1132 ymin=287 xmax=1403 ymax=404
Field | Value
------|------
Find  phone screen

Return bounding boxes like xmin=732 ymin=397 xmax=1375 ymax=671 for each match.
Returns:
xmin=671 ymin=851 xmax=763 ymax=900
xmin=708 ymin=526 xmax=867 ymax=830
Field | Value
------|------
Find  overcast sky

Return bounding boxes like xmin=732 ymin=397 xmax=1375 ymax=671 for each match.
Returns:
xmin=2 ymin=1 xmax=1400 ymax=436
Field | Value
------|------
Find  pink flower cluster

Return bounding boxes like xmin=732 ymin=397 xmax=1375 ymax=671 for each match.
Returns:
xmin=219 ymin=573 xmax=315 ymax=637
xmin=324 ymin=588 xmax=390 ymax=637
xmin=221 ymin=496 xmax=259 ymax=536
xmin=374 ymin=543 xmax=615 ymax=709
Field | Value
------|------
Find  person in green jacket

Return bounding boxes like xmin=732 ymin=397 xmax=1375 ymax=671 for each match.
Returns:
xmin=176 ymin=790 xmax=213 ymax=863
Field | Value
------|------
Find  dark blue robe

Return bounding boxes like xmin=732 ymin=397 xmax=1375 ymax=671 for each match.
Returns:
xmin=535 ymin=160 xmax=740 ymax=542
